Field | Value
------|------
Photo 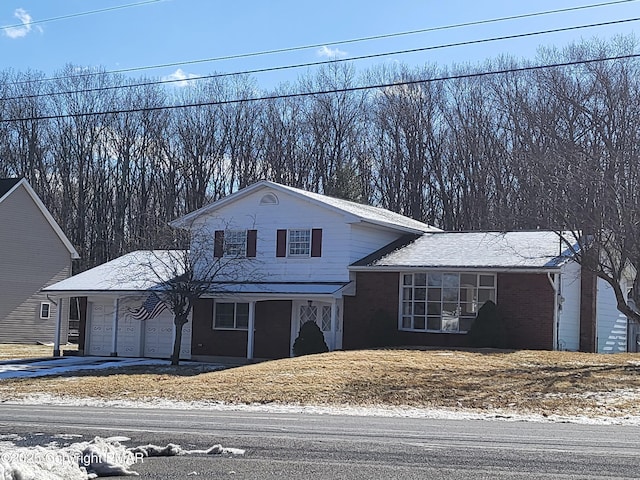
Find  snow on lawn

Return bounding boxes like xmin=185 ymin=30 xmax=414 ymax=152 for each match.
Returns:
xmin=7 ymin=392 xmax=640 ymax=426
xmin=0 ymin=435 xmax=244 ymax=479
xmin=0 ymin=358 xmax=178 ymax=380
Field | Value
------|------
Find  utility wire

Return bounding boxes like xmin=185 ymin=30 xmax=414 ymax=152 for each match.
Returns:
xmin=1 ymin=0 xmax=163 ymax=29
xmin=3 ymin=53 xmax=638 ymax=123
xmin=4 ymin=15 xmax=640 ymax=102
xmin=6 ymin=0 xmax=637 ymax=87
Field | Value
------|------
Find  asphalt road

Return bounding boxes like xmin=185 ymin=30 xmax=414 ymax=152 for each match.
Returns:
xmin=0 ymin=404 xmax=639 ymax=479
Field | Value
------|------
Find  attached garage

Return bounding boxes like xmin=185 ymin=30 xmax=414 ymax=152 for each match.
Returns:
xmin=82 ymin=296 xmax=191 ymax=360
xmin=86 ymin=302 xmax=113 ymax=356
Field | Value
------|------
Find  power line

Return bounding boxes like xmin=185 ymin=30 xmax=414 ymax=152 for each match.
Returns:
xmin=3 ymin=53 xmax=638 ymax=123
xmin=4 ymin=15 xmax=640 ymax=102
xmin=6 ymin=0 xmax=637 ymax=87
xmin=1 ymin=0 xmax=163 ymax=30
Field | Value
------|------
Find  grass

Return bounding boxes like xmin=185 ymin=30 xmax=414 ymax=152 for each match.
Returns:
xmin=1 ymin=346 xmax=640 ymax=418
xmin=0 ymin=343 xmax=77 ymax=360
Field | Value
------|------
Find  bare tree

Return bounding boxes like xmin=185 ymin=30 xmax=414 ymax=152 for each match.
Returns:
xmin=131 ymin=226 xmax=259 ymax=365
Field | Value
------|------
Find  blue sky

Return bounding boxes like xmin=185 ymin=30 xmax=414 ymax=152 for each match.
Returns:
xmin=1 ymin=0 xmax=639 ymax=90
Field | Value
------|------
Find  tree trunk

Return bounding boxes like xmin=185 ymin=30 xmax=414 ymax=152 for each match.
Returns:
xmin=171 ymin=314 xmax=188 ymax=366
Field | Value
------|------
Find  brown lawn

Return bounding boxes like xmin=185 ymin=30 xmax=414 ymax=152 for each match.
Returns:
xmin=0 ymin=343 xmax=77 ymax=360
xmin=1 ymin=347 xmax=640 ymax=418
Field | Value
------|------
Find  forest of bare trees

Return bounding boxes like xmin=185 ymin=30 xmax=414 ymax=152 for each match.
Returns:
xmin=0 ymin=35 xmax=639 ymax=297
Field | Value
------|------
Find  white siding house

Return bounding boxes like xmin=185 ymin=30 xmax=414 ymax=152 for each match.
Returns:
xmin=45 ymin=181 xmax=436 ymax=360
xmin=44 ymin=181 xmax=634 ymax=358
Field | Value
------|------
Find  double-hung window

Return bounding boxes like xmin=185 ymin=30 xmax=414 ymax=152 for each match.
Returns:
xmin=400 ymin=272 xmax=496 ymax=333
xmin=223 ymin=230 xmax=247 ymax=257
xmin=214 ymin=230 xmax=257 ymax=258
xmin=214 ymin=302 xmax=249 ymax=330
xmin=276 ymin=228 xmax=323 ymax=258
xmin=288 ymin=229 xmax=311 ymax=256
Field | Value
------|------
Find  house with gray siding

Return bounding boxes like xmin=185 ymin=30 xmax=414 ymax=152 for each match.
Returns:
xmin=0 ymin=178 xmax=79 ymax=344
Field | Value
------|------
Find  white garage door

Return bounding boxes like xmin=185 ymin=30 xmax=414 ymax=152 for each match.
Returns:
xmin=143 ymin=311 xmax=192 ymax=359
xmin=87 ymin=303 xmax=113 ymax=356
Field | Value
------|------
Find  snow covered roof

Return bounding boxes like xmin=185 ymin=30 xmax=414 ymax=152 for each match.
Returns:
xmin=351 ymin=231 xmax=579 ymax=270
xmin=1 ymin=178 xmax=80 ymax=259
xmin=171 ymin=180 xmax=439 ymax=234
xmin=43 ymin=250 xmax=186 ymax=293
xmin=44 ymin=249 xmax=351 ymax=297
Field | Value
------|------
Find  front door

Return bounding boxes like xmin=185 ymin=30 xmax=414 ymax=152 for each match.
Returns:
xmin=291 ymin=300 xmax=335 ymax=353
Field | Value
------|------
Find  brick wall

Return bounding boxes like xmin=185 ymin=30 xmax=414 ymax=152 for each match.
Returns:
xmin=191 ymin=298 xmax=248 ymax=357
xmin=345 ymin=271 xmax=556 ymax=351
xmin=579 ymin=266 xmax=597 ymax=352
xmin=496 ymin=272 xmax=555 ymax=350
xmin=343 ymin=272 xmax=400 ymax=349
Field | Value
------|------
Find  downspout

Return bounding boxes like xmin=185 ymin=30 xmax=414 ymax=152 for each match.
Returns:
xmin=547 ymin=273 xmax=559 ymax=350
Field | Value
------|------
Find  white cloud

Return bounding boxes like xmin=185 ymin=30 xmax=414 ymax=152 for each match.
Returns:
xmin=317 ymin=45 xmax=348 ymax=59
xmin=3 ymin=8 xmax=41 ymax=39
xmin=162 ymin=68 xmax=200 ymax=87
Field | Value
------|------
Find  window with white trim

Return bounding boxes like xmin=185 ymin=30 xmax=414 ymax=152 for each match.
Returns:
xmin=40 ymin=302 xmax=51 ymax=319
xmin=214 ymin=302 xmax=249 ymax=329
xmin=288 ymin=229 xmax=311 ymax=256
xmin=400 ymin=272 xmax=496 ymax=333
xmin=223 ymin=230 xmax=247 ymax=257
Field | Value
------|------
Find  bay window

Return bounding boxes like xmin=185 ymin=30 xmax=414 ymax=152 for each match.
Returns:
xmin=400 ymin=272 xmax=496 ymax=333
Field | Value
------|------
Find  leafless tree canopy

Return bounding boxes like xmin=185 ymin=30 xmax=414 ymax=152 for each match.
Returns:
xmin=1 ymin=36 xmax=639 ymax=318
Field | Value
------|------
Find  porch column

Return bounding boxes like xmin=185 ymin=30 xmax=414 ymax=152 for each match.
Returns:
xmin=53 ymin=297 xmax=63 ymax=357
xmin=330 ymin=299 xmax=338 ymax=352
xmin=110 ymin=297 xmax=120 ymax=357
xmin=247 ymin=301 xmax=256 ymax=360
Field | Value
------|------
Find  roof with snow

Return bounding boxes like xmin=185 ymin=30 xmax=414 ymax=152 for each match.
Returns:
xmin=170 ymin=180 xmax=440 ymax=234
xmin=44 ymin=249 xmax=352 ymax=297
xmin=43 ymin=250 xmax=187 ymax=293
xmin=351 ymin=231 xmax=579 ymax=270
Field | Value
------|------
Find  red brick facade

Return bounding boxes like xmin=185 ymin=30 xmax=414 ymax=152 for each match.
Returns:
xmin=579 ymin=266 xmax=598 ymax=352
xmin=191 ymin=298 xmax=248 ymax=357
xmin=191 ymin=299 xmax=292 ymax=359
xmin=344 ymin=271 xmax=557 ymax=350
xmin=496 ymin=272 xmax=555 ymax=350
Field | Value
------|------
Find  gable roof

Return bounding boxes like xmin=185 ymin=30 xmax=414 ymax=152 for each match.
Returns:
xmin=0 ymin=178 xmax=80 ymax=259
xmin=170 ymin=180 xmax=440 ymax=234
xmin=351 ymin=231 xmax=579 ymax=271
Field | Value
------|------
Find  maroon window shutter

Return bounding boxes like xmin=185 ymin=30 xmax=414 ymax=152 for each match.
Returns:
xmin=276 ymin=229 xmax=287 ymax=257
xmin=247 ymin=230 xmax=257 ymax=257
xmin=214 ymin=230 xmax=224 ymax=258
xmin=311 ymin=228 xmax=322 ymax=257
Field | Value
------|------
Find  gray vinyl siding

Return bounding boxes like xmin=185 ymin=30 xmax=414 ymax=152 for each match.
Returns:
xmin=0 ymin=184 xmax=72 ymax=343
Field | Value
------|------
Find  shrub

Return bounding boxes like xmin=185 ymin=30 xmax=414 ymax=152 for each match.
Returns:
xmin=292 ymin=321 xmax=329 ymax=356
xmin=467 ymin=300 xmax=508 ymax=349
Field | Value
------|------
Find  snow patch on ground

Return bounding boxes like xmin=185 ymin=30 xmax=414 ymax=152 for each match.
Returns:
xmin=6 ymin=393 xmax=640 ymax=426
xmin=0 ymin=358 xmax=175 ymax=380
xmin=0 ymin=435 xmax=244 ymax=479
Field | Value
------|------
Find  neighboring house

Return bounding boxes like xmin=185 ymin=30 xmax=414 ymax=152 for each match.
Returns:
xmin=43 ymin=181 xmax=632 ymax=359
xmin=0 ymin=178 xmax=79 ymax=345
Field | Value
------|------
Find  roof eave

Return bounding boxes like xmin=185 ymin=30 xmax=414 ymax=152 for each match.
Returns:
xmin=349 ymin=265 xmax=563 ymax=273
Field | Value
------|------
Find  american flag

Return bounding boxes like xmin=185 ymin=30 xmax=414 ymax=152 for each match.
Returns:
xmin=130 ymin=294 xmax=168 ymax=320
